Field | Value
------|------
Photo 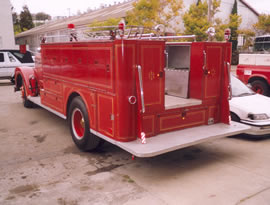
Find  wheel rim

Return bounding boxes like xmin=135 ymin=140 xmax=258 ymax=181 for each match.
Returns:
xmin=252 ymin=84 xmax=263 ymax=94
xmin=71 ymin=108 xmax=85 ymax=140
xmin=21 ymin=86 xmax=26 ymax=103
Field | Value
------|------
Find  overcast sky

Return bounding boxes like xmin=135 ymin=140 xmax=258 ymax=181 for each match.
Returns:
xmin=10 ymin=0 xmax=270 ymax=17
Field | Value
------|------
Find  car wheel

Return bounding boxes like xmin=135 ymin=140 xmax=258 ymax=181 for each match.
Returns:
xmin=251 ymin=80 xmax=269 ymax=96
xmin=21 ymin=83 xmax=33 ymax=108
xmin=68 ymin=96 xmax=103 ymax=151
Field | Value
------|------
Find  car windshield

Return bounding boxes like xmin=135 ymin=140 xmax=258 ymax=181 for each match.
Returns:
xmin=231 ymin=74 xmax=255 ymax=97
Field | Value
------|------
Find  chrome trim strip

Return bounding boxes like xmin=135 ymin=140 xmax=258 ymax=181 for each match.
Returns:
xmin=28 ymin=96 xmax=66 ymax=120
xmin=90 ymin=129 xmax=118 ymax=145
xmin=227 ymin=62 xmax=232 ymax=100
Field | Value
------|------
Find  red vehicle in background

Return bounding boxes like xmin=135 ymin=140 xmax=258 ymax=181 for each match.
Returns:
xmin=237 ymin=35 xmax=270 ymax=96
xmin=14 ymin=24 xmax=248 ymax=157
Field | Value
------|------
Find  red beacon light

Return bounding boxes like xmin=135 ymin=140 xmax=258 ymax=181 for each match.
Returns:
xmin=67 ymin=24 xmax=78 ymax=42
xmin=118 ymin=22 xmax=124 ymax=30
xmin=224 ymin=28 xmax=231 ymax=42
xmin=68 ymin=24 xmax=75 ymax=29
xmin=118 ymin=19 xmax=125 ymax=38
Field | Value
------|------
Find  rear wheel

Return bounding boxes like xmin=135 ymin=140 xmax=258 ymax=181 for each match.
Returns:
xmin=68 ymin=96 xmax=103 ymax=151
xmin=21 ymin=83 xmax=33 ymax=108
xmin=251 ymin=80 xmax=269 ymax=96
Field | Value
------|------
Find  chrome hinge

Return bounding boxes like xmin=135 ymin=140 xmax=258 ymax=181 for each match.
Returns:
xmin=110 ymin=114 xmax=115 ymax=121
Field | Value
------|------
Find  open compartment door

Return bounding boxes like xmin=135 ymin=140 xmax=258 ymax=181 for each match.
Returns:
xmin=135 ymin=41 xmax=165 ymax=139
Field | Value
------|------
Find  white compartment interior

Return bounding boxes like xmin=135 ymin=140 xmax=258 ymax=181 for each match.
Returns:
xmin=165 ymin=45 xmax=191 ymax=99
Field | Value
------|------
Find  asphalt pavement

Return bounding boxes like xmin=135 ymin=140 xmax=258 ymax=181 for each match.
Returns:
xmin=0 ymin=80 xmax=270 ymax=205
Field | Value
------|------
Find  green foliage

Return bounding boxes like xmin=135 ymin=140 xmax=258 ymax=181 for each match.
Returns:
xmin=13 ymin=24 xmax=22 ymax=35
xmin=214 ymin=18 xmax=227 ymax=41
xmin=183 ymin=1 xmax=208 ymax=41
xmin=88 ymin=18 xmax=121 ymax=31
xmin=229 ymin=0 xmax=240 ymax=51
xmin=211 ymin=0 xmax=221 ymax=20
xmin=89 ymin=18 xmax=121 ymax=27
xmin=126 ymin=0 xmax=183 ymax=30
xmin=254 ymin=14 xmax=270 ymax=34
xmin=231 ymin=0 xmax=237 ymax=15
xmin=229 ymin=13 xmax=242 ymax=50
xmin=238 ymin=29 xmax=255 ymax=50
xmin=35 ymin=12 xmax=51 ymax=21
xmin=12 ymin=12 xmax=22 ymax=34
xmin=19 ymin=5 xmax=34 ymax=31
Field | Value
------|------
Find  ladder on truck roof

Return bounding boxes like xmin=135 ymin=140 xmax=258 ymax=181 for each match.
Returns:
xmin=40 ymin=23 xmax=196 ymax=43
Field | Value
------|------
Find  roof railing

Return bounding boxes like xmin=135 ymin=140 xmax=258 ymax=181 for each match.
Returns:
xmin=40 ymin=23 xmax=196 ymax=43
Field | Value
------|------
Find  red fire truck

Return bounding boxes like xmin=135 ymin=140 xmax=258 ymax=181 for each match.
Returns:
xmin=14 ymin=24 xmax=249 ymax=157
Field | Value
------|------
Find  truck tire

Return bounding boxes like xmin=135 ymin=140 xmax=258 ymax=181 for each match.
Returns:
xmin=68 ymin=96 xmax=103 ymax=151
xmin=251 ymin=80 xmax=269 ymax=96
xmin=21 ymin=83 xmax=33 ymax=108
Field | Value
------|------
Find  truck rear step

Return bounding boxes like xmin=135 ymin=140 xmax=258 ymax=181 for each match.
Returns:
xmin=91 ymin=122 xmax=250 ymax=157
xmin=28 ymin=96 xmax=66 ymax=119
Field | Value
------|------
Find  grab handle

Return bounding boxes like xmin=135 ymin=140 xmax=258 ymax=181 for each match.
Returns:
xmin=137 ymin=65 xmax=145 ymax=113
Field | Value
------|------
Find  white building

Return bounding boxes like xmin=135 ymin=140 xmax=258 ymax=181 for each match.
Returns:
xmin=15 ymin=0 xmax=259 ymax=51
xmin=0 ymin=0 xmax=16 ymax=49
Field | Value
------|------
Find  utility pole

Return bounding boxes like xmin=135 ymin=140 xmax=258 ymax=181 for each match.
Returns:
xmin=208 ymin=0 xmax=212 ymax=24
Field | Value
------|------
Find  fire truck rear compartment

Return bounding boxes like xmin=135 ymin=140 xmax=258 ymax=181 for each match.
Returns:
xmin=164 ymin=44 xmax=200 ymax=109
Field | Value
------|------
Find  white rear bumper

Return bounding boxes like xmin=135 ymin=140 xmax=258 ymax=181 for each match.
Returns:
xmin=91 ymin=121 xmax=250 ymax=157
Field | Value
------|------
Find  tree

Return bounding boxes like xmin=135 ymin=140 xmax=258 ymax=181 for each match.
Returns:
xmin=35 ymin=12 xmax=51 ymax=21
xmin=89 ymin=18 xmax=121 ymax=28
xmin=20 ymin=5 xmax=34 ymax=31
xmin=238 ymin=29 xmax=255 ymax=51
xmin=12 ymin=12 xmax=22 ymax=35
xmin=183 ymin=1 xmax=222 ymax=41
xmin=229 ymin=0 xmax=241 ymax=51
xmin=125 ymin=0 xmax=183 ymax=31
xmin=231 ymin=0 xmax=237 ymax=15
xmin=254 ymin=14 xmax=270 ymax=34
xmin=214 ymin=18 xmax=227 ymax=41
xmin=228 ymin=13 xmax=242 ymax=50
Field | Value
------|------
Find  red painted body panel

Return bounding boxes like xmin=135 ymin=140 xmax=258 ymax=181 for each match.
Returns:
xmin=16 ymin=39 xmax=232 ymax=143
xmin=236 ymin=64 xmax=270 ymax=84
